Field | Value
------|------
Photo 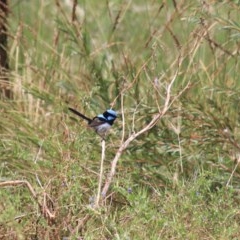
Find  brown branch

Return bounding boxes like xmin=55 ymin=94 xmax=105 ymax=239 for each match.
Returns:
xmin=0 ymin=180 xmax=55 ymax=221
xmin=71 ymin=0 xmax=78 ymax=22
xmin=0 ymin=0 xmax=11 ymax=98
xmin=102 ymin=66 xmax=189 ymax=196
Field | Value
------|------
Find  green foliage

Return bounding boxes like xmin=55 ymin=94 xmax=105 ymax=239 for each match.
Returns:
xmin=0 ymin=0 xmax=240 ymax=239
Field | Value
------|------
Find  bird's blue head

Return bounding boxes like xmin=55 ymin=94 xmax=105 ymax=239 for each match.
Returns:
xmin=99 ymin=109 xmax=117 ymax=125
xmin=106 ymin=109 xmax=117 ymax=117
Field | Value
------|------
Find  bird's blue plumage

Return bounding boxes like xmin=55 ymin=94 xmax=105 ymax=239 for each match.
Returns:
xmin=69 ymin=107 xmax=117 ymax=139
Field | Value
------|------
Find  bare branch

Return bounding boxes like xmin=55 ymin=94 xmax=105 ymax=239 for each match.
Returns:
xmin=101 ymin=65 xmax=187 ymax=196
xmin=0 ymin=180 xmax=55 ymax=221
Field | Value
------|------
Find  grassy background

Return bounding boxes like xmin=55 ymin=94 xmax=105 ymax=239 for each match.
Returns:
xmin=0 ymin=0 xmax=240 ymax=239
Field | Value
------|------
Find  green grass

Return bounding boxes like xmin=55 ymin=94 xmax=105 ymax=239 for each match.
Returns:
xmin=0 ymin=0 xmax=240 ymax=239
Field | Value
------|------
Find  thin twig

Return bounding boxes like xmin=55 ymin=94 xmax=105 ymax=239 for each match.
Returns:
xmin=120 ymin=92 xmax=125 ymax=145
xmin=102 ymin=67 xmax=187 ymax=196
xmin=0 ymin=180 xmax=55 ymax=220
xmin=0 ymin=180 xmax=37 ymax=199
xmin=226 ymin=155 xmax=240 ymax=187
xmin=95 ymin=139 xmax=106 ymax=206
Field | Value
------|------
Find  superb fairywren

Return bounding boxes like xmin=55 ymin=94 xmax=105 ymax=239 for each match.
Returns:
xmin=68 ymin=107 xmax=117 ymax=139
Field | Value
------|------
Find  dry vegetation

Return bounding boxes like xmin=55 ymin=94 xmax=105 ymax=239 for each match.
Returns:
xmin=0 ymin=0 xmax=240 ymax=239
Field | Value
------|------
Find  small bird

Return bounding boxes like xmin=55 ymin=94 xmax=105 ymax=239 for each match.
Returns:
xmin=68 ymin=107 xmax=117 ymax=139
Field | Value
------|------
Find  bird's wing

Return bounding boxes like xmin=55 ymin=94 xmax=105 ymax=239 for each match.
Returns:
xmin=88 ymin=117 xmax=106 ymax=128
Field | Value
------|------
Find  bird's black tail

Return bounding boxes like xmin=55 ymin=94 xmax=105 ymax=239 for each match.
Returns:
xmin=68 ymin=108 xmax=92 ymax=123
